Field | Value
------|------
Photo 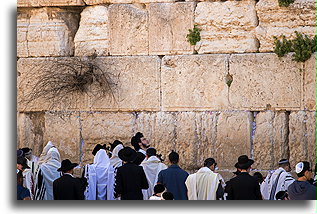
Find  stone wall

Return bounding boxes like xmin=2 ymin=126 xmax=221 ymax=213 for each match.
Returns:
xmin=17 ymin=0 xmax=316 ymax=179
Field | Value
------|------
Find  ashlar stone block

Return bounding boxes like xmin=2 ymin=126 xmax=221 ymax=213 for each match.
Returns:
xmin=74 ymin=6 xmax=110 ymax=56
xmin=18 ymin=0 xmax=85 ymax=7
xmin=303 ymin=54 xmax=316 ymax=110
xmin=109 ymin=4 xmax=149 ymax=55
xmin=161 ymin=55 xmax=228 ymax=111
xmin=216 ymin=111 xmax=252 ymax=169
xmin=148 ymin=2 xmax=195 ymax=55
xmin=229 ymin=53 xmax=302 ymax=110
xmin=195 ymin=1 xmax=259 ymax=54
xmin=44 ymin=112 xmax=81 ymax=164
xmin=253 ymin=111 xmax=290 ymax=170
xmin=255 ymin=0 xmax=316 ymax=52
xmin=289 ymin=111 xmax=316 ymax=168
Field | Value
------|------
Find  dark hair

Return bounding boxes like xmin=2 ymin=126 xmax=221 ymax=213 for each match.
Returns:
xmin=146 ymin=148 xmax=157 ymax=157
xmin=162 ymin=192 xmax=174 ymax=200
xmin=297 ymin=161 xmax=311 ymax=177
xmin=132 ymin=152 xmax=146 ymax=165
xmin=17 ymin=170 xmax=24 ymax=185
xmin=275 ymin=191 xmax=288 ymax=200
xmin=153 ymin=184 xmax=165 ymax=194
xmin=253 ymin=172 xmax=264 ymax=184
xmin=204 ymin=158 xmax=216 ymax=168
xmin=92 ymin=144 xmax=103 ymax=156
xmin=110 ymin=140 xmax=123 ymax=151
xmin=131 ymin=132 xmax=144 ymax=151
xmin=168 ymin=150 xmax=179 ymax=164
xmin=17 ymin=156 xmax=30 ymax=170
xmin=21 ymin=147 xmax=31 ymax=154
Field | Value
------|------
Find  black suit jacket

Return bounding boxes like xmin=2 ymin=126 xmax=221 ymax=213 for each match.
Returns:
xmin=225 ymin=172 xmax=262 ymax=200
xmin=53 ymin=174 xmax=85 ymax=200
xmin=114 ymin=162 xmax=149 ymax=200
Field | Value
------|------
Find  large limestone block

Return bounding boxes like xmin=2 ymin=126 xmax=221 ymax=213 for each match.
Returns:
xmin=74 ymin=6 xmax=109 ymax=56
xmin=216 ymin=111 xmax=252 ymax=169
xmin=303 ymin=54 xmax=316 ymax=110
xmin=109 ymin=4 xmax=148 ymax=55
xmin=44 ymin=112 xmax=81 ymax=164
xmin=255 ymin=0 xmax=316 ymax=52
xmin=133 ymin=112 xmax=176 ymax=162
xmin=148 ymin=2 xmax=194 ymax=55
xmin=229 ymin=53 xmax=302 ymax=110
xmin=253 ymin=111 xmax=290 ymax=170
xmin=17 ymin=112 xmax=45 ymax=157
xmin=83 ymin=0 xmax=175 ymax=3
xmin=17 ymin=10 xmax=30 ymax=58
xmin=17 ymin=7 xmax=80 ymax=57
xmin=161 ymin=55 xmax=228 ymax=111
xmin=195 ymin=1 xmax=259 ymax=54
xmin=90 ymin=56 xmax=160 ymax=111
xmin=18 ymin=0 xmax=85 ymax=7
xmin=289 ymin=111 xmax=316 ymax=168
xmin=80 ymin=112 xmax=134 ymax=165
xmin=17 ymin=58 xmax=89 ymax=112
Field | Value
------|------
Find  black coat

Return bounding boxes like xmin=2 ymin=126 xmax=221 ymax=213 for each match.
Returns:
xmin=225 ymin=172 xmax=262 ymax=200
xmin=114 ymin=162 xmax=149 ymax=200
xmin=53 ymin=174 xmax=85 ymax=200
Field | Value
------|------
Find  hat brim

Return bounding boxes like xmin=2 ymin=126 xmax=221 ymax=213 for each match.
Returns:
xmin=118 ymin=149 xmax=137 ymax=162
xmin=57 ymin=163 xmax=78 ymax=172
xmin=234 ymin=159 xmax=254 ymax=169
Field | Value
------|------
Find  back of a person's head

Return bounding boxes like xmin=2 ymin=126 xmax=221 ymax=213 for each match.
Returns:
xmin=92 ymin=144 xmax=103 ymax=156
xmin=162 ymin=191 xmax=174 ymax=200
xmin=153 ymin=184 xmax=166 ymax=194
xmin=21 ymin=147 xmax=31 ymax=154
xmin=131 ymin=135 xmax=141 ymax=151
xmin=110 ymin=140 xmax=123 ymax=151
xmin=253 ymin=172 xmax=264 ymax=183
xmin=132 ymin=152 xmax=146 ymax=165
xmin=146 ymin=147 xmax=157 ymax=157
xmin=204 ymin=158 xmax=216 ymax=168
xmin=168 ymin=150 xmax=179 ymax=164
xmin=295 ymin=161 xmax=310 ymax=177
xmin=278 ymin=159 xmax=290 ymax=167
xmin=17 ymin=156 xmax=30 ymax=170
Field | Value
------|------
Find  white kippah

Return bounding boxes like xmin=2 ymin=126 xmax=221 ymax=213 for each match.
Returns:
xmin=295 ymin=162 xmax=304 ymax=174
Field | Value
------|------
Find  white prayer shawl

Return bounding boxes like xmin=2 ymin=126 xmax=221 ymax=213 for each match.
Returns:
xmin=23 ymin=168 xmax=34 ymax=200
xmin=185 ymin=167 xmax=220 ymax=200
xmin=140 ymin=156 xmax=167 ymax=200
xmin=260 ymin=167 xmax=295 ymax=200
xmin=84 ymin=149 xmax=115 ymax=200
xmin=37 ymin=141 xmax=55 ymax=165
xmin=138 ymin=149 xmax=146 ymax=156
xmin=110 ymin=144 xmax=123 ymax=169
xmin=34 ymin=147 xmax=61 ymax=200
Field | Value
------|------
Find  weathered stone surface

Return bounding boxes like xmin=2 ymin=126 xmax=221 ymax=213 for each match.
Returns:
xmin=255 ymin=0 xmax=316 ymax=52
xmin=74 ymin=6 xmax=109 ymax=56
xmin=133 ymin=112 xmax=176 ymax=162
xmin=303 ymin=54 xmax=316 ymax=110
xmin=17 ymin=10 xmax=30 ymax=58
xmin=216 ymin=111 xmax=252 ymax=169
xmin=253 ymin=111 xmax=290 ymax=170
xmin=17 ymin=7 xmax=80 ymax=57
xmin=229 ymin=53 xmax=302 ymax=110
xmin=148 ymin=2 xmax=194 ymax=55
xmin=17 ymin=58 xmax=88 ymax=112
xmin=44 ymin=112 xmax=81 ymax=164
xmin=195 ymin=1 xmax=259 ymax=54
xmin=17 ymin=112 xmax=45 ymax=157
xmin=83 ymin=0 xmax=175 ymax=4
xmin=109 ymin=4 xmax=148 ymax=55
xmin=18 ymin=0 xmax=85 ymax=7
xmin=289 ymin=111 xmax=316 ymax=168
xmin=90 ymin=56 xmax=160 ymax=111
xmin=80 ymin=112 xmax=134 ymax=165
xmin=161 ymin=55 xmax=228 ymax=111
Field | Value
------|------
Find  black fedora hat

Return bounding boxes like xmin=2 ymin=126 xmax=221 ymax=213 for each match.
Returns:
xmin=234 ymin=155 xmax=254 ymax=169
xmin=57 ymin=159 xmax=78 ymax=172
xmin=118 ymin=147 xmax=137 ymax=162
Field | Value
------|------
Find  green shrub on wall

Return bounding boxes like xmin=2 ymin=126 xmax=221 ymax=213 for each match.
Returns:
xmin=273 ymin=32 xmax=316 ymax=62
xmin=186 ymin=25 xmax=201 ymax=46
xmin=278 ymin=0 xmax=295 ymax=7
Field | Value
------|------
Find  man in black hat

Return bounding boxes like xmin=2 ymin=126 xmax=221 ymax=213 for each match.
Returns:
xmin=53 ymin=159 xmax=84 ymax=200
xmin=114 ymin=147 xmax=149 ymax=200
xmin=225 ymin=155 xmax=262 ymax=200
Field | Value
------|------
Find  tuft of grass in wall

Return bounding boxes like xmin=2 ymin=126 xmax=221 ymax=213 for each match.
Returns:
xmin=273 ymin=32 xmax=316 ymax=62
xmin=278 ymin=0 xmax=295 ymax=7
xmin=186 ymin=25 xmax=202 ymax=46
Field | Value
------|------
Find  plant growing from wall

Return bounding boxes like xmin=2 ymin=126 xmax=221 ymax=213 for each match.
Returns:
xmin=23 ymin=56 xmax=117 ymax=110
xmin=278 ymin=0 xmax=295 ymax=7
xmin=186 ymin=24 xmax=201 ymax=46
xmin=273 ymin=32 xmax=316 ymax=62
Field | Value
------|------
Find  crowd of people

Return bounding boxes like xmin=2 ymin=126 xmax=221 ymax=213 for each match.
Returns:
xmin=17 ymin=132 xmax=316 ymax=200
